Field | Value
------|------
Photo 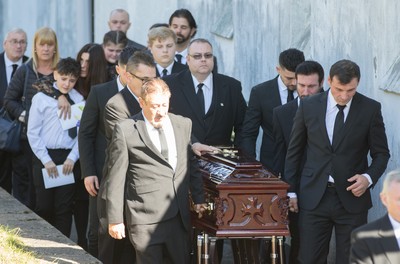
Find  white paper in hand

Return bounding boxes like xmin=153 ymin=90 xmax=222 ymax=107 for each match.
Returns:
xmin=57 ymin=101 xmax=85 ymax=130
xmin=42 ymin=165 xmax=75 ymax=189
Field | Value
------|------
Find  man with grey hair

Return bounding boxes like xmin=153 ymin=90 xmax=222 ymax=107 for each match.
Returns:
xmin=108 ymin=8 xmax=146 ymax=50
xmin=350 ymin=170 xmax=400 ymax=263
xmin=0 ymin=28 xmax=28 ymax=195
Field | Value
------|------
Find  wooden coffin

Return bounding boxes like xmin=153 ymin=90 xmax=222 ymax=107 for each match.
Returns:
xmin=191 ymin=148 xmax=290 ymax=238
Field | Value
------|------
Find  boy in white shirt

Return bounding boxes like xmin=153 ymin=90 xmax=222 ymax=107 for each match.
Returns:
xmin=28 ymin=57 xmax=82 ymax=236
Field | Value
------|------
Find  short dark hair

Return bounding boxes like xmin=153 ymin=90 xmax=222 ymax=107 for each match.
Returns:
xmin=118 ymin=46 xmax=139 ymax=66
xmin=126 ymin=51 xmax=156 ymax=74
xmin=56 ymin=57 xmax=80 ymax=78
xmin=329 ymin=59 xmax=361 ymax=84
xmin=279 ymin=48 xmax=305 ymax=72
xmin=168 ymin=9 xmax=197 ymax=38
xmin=295 ymin=60 xmax=324 ymax=84
xmin=103 ymin=30 xmax=128 ymax=47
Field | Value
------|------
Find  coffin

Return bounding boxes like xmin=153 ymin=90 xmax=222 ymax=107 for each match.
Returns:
xmin=191 ymin=148 xmax=290 ymax=238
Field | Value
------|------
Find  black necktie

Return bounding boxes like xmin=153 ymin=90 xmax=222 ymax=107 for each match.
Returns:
xmin=162 ymin=68 xmax=168 ymax=77
xmin=333 ymin=104 xmax=346 ymax=144
xmin=11 ymin=64 xmax=18 ymax=79
xmin=157 ymin=127 xmax=168 ymax=161
xmin=197 ymin=83 xmax=205 ymax=116
xmin=64 ymin=93 xmax=77 ymax=139
xmin=287 ymin=89 xmax=294 ymax=102
xmin=175 ymin=54 xmax=183 ymax=64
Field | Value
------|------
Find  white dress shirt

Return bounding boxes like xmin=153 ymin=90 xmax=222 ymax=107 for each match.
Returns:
xmin=175 ymin=48 xmax=188 ymax=65
xmin=388 ymin=214 xmax=400 ymax=250
xmin=4 ymin=54 xmax=23 ymax=84
xmin=27 ymin=85 xmax=84 ymax=165
xmin=143 ymin=114 xmax=177 ymax=170
xmin=192 ymin=73 xmax=213 ymax=114
xmin=117 ymin=76 xmax=125 ymax=92
xmin=156 ymin=62 xmax=174 ymax=76
xmin=278 ymin=75 xmax=298 ymax=104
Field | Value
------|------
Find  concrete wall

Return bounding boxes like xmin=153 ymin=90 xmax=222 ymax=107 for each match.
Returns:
xmin=1 ymin=0 xmax=399 ymax=220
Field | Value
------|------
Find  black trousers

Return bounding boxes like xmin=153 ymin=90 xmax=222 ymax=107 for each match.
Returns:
xmin=0 ymin=150 xmax=12 ymax=193
xmin=32 ymin=149 xmax=76 ymax=237
xmin=12 ymin=139 xmax=35 ymax=209
xmin=298 ymin=186 xmax=367 ymax=264
xmin=97 ymin=196 xmax=136 ymax=264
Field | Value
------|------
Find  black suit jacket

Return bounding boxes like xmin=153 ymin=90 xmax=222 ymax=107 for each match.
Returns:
xmin=241 ymin=76 xmax=282 ymax=169
xmin=78 ymin=79 xmax=119 ymax=180
xmin=272 ymin=99 xmax=298 ymax=177
xmin=285 ymin=91 xmax=390 ymax=213
xmin=126 ymin=39 xmax=146 ymax=51
xmin=0 ymin=52 xmax=28 ymax=108
xmin=156 ymin=61 xmax=188 ymax=77
xmin=164 ymin=69 xmax=247 ymax=146
xmin=350 ymin=214 xmax=400 ymax=263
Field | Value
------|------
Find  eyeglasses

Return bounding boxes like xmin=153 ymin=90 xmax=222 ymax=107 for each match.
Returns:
xmin=9 ymin=40 xmax=27 ymax=46
xmin=129 ymin=72 xmax=153 ymax=83
xmin=188 ymin=53 xmax=213 ymax=60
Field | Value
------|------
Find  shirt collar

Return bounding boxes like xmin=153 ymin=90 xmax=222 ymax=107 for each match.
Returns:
xmin=327 ymin=88 xmax=353 ymax=110
xmin=192 ymin=73 xmax=213 ymax=91
xmin=156 ymin=62 xmax=174 ymax=75
xmin=142 ymin=113 xmax=170 ymax=131
xmin=4 ymin=53 xmax=23 ymax=67
xmin=388 ymin=214 xmax=400 ymax=239
xmin=117 ymin=76 xmax=124 ymax=92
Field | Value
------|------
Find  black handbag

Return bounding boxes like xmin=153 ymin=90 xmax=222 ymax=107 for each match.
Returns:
xmin=0 ymin=64 xmax=29 ymax=152
xmin=0 ymin=107 xmax=22 ymax=152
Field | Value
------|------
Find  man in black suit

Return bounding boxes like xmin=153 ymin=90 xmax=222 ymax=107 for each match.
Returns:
xmin=106 ymin=78 xmax=206 ymax=263
xmin=164 ymin=38 xmax=246 ymax=147
xmin=285 ymin=59 xmax=390 ymax=263
xmin=0 ymin=28 xmax=28 ymax=193
xmin=241 ymin=48 xmax=304 ymax=170
xmin=147 ymin=26 xmax=188 ymax=77
xmin=78 ymin=46 xmax=137 ymax=261
xmin=272 ymin=60 xmax=324 ymax=264
xmin=350 ymin=169 xmax=400 ymax=264
xmin=108 ymin=9 xmax=146 ymax=50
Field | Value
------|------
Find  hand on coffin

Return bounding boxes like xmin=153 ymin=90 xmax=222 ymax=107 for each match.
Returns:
xmin=192 ymin=143 xmax=220 ymax=156
xmin=194 ymin=203 xmax=208 ymax=218
xmin=289 ymin=198 xmax=298 ymax=213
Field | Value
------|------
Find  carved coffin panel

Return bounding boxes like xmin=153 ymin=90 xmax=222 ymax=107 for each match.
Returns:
xmin=191 ymin=149 xmax=290 ymax=237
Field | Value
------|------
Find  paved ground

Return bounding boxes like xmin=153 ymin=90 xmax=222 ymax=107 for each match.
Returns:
xmin=0 ymin=188 xmax=100 ymax=264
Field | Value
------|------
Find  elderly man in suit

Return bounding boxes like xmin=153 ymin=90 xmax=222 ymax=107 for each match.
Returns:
xmin=350 ymin=169 xmax=400 ymax=264
xmin=0 ymin=28 xmax=28 ymax=194
xmin=285 ymin=59 xmax=390 ymax=263
xmin=272 ymin=60 xmax=324 ymax=263
xmin=106 ymin=78 xmax=206 ymax=263
xmin=241 ymin=48 xmax=304 ymax=170
xmin=78 ymin=46 xmax=137 ymax=262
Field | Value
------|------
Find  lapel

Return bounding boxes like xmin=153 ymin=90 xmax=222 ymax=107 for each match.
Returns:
xmin=133 ymin=113 xmax=174 ymax=170
xmin=120 ymin=87 xmax=140 ymax=116
xmin=271 ymin=76 xmax=283 ymax=105
xmin=378 ymin=215 xmax=400 ymax=263
xmin=180 ymin=70 xmax=206 ymax=126
xmin=316 ymin=92 xmax=331 ymax=147
xmin=0 ymin=53 xmax=8 ymax=98
xmin=331 ymin=93 xmax=360 ymax=150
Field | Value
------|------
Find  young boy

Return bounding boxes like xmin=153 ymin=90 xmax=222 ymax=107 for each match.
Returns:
xmin=27 ymin=57 xmax=82 ymax=237
xmin=147 ymin=26 xmax=187 ymax=77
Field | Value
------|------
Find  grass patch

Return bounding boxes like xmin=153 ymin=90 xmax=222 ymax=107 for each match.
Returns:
xmin=0 ymin=225 xmax=40 ymax=264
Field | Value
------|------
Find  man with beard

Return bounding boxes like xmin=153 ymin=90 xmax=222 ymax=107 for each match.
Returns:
xmin=169 ymin=9 xmax=218 ymax=73
xmin=241 ymin=48 xmax=305 ymax=170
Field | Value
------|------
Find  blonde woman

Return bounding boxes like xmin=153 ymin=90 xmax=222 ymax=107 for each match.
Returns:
xmin=4 ymin=27 xmax=60 ymax=211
